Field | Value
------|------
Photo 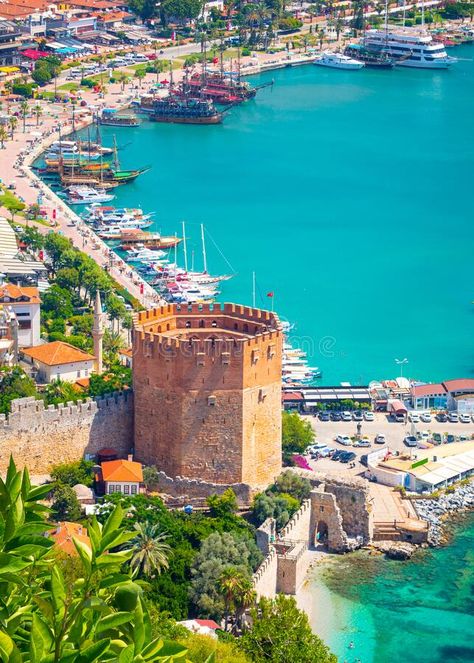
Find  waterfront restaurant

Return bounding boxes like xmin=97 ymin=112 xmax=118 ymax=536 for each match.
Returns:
xmin=410 ymin=379 xmax=474 ymax=412
xmin=283 ymin=385 xmax=371 ymax=412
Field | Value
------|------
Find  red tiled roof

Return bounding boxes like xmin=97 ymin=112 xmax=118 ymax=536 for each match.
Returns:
xmin=194 ymin=619 xmax=220 ymax=630
xmin=282 ymin=392 xmax=303 ymax=401
xmin=101 ymin=459 xmax=143 ymax=483
xmin=442 ymin=379 xmax=474 ymax=392
xmin=411 ymin=383 xmax=447 ymax=398
xmin=23 ymin=341 xmax=95 ymax=366
xmin=49 ymin=522 xmax=91 ymax=556
xmin=0 ymin=283 xmax=40 ymax=304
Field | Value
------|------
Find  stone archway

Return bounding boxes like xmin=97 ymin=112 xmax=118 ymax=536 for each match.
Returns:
xmin=314 ymin=520 xmax=329 ymax=548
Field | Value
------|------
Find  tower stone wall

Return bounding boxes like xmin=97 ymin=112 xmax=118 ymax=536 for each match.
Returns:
xmin=132 ymin=302 xmax=283 ymax=490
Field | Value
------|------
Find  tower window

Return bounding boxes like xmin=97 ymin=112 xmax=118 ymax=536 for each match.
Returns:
xmin=199 ymin=319 xmax=205 ymax=328
xmin=185 ymin=321 xmax=191 ymax=328
xmin=211 ymin=320 xmax=217 ymax=328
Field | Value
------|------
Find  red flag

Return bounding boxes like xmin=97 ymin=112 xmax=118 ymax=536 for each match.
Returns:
xmin=267 ymin=292 xmax=274 ymax=298
xmin=140 ymin=283 xmax=144 ymax=295
xmin=52 ymin=208 xmax=56 ymax=220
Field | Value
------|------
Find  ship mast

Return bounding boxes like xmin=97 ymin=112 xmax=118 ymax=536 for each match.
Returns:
xmin=252 ymin=271 xmax=256 ymax=307
xmin=182 ymin=221 xmax=188 ymax=272
xmin=113 ymin=134 xmax=119 ymax=171
xmin=201 ymin=223 xmax=207 ymax=274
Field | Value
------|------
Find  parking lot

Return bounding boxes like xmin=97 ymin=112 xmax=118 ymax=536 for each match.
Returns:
xmin=301 ymin=412 xmax=474 ymax=477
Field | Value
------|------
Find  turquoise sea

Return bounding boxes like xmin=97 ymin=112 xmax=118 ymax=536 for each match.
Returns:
xmin=312 ymin=513 xmax=474 ymax=663
xmin=97 ymin=45 xmax=474 ymax=385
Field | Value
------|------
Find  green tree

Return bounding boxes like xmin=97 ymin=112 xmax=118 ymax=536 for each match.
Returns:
xmin=20 ymin=99 xmax=29 ymax=132
xmin=124 ymin=521 xmax=171 ymax=578
xmin=50 ymin=459 xmax=94 ymax=487
xmin=8 ymin=114 xmax=17 ymax=139
xmin=239 ymin=595 xmax=337 ymax=663
xmin=282 ymin=411 xmax=314 ymax=454
xmin=271 ymin=470 xmax=312 ymax=502
xmin=0 ymin=366 xmax=38 ymax=415
xmin=207 ymin=488 xmax=238 ymax=519
xmin=252 ymin=491 xmax=299 ymax=529
xmin=189 ymin=531 xmax=255 ymax=620
xmin=32 ymin=66 xmax=52 ymax=85
xmin=161 ymin=0 xmax=203 ymax=24
xmin=43 ymin=378 xmax=82 ymax=406
xmin=50 ymin=482 xmax=82 ymax=521
xmin=219 ymin=567 xmax=256 ymax=633
xmin=0 ymin=458 xmax=192 ymax=661
xmin=0 ymin=192 xmax=26 ymax=223
xmin=0 ymin=126 xmax=8 ymax=148
xmin=42 ymin=284 xmax=74 ymax=318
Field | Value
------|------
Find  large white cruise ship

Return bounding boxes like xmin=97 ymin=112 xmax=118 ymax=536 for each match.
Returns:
xmin=364 ymin=29 xmax=455 ymax=69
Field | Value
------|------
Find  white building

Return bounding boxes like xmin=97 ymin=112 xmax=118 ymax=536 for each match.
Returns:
xmin=101 ymin=458 xmax=143 ymax=496
xmin=22 ymin=340 xmax=95 ymax=383
xmin=0 ymin=283 xmax=41 ymax=347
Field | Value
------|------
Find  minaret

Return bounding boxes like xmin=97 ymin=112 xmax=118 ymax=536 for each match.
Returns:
xmin=92 ymin=290 xmax=104 ymax=374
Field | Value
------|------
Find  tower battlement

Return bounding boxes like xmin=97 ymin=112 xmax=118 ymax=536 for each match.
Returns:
xmin=132 ymin=302 xmax=283 ymax=490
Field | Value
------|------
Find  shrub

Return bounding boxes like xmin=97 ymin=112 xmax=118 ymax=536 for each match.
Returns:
xmin=81 ymin=78 xmax=95 ymax=88
xmin=12 ymin=82 xmax=34 ymax=98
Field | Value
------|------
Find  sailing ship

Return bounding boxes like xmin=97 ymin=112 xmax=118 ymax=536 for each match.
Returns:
xmin=344 ymin=44 xmax=395 ymax=68
xmin=149 ymin=96 xmax=222 ymax=125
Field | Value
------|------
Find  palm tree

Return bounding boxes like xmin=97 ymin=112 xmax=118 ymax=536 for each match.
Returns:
xmin=117 ymin=72 xmax=130 ymax=91
xmin=33 ymin=104 xmax=42 ymax=127
xmin=219 ymin=567 xmax=245 ymax=631
xmin=20 ymin=100 xmax=29 ymax=133
xmin=0 ymin=126 xmax=8 ymax=149
xmin=124 ymin=522 xmax=171 ymax=578
xmin=135 ymin=69 xmax=146 ymax=88
xmin=234 ymin=578 xmax=256 ymax=633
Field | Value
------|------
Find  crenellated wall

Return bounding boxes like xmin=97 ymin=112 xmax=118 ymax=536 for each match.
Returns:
xmin=0 ymin=393 xmax=133 ymax=474
xmin=252 ymin=547 xmax=278 ymax=599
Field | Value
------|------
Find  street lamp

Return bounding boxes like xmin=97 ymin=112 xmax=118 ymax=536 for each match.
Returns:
xmin=395 ymin=357 xmax=408 ymax=378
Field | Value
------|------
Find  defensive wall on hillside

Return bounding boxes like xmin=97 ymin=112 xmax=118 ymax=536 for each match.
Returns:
xmin=252 ymin=477 xmax=373 ymax=598
xmin=0 ymin=393 xmax=133 ymax=474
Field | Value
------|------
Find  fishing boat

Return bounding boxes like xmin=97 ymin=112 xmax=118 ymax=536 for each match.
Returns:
xmin=99 ymin=109 xmax=140 ymax=127
xmin=66 ymin=186 xmax=115 ymax=205
xmin=344 ymin=44 xmax=395 ymax=68
xmin=314 ymin=52 xmax=364 ymax=69
xmin=179 ymin=71 xmax=259 ymax=105
xmin=149 ymin=96 xmax=222 ymax=125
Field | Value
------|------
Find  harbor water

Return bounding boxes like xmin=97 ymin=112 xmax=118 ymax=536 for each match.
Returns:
xmin=97 ymin=45 xmax=474 ymax=385
xmin=310 ymin=512 xmax=474 ymax=663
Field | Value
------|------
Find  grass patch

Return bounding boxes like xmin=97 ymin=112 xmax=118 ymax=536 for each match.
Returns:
xmin=59 ymin=83 xmax=80 ymax=92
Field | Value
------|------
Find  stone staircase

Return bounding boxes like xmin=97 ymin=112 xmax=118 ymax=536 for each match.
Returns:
xmin=373 ymin=521 xmax=402 ymax=542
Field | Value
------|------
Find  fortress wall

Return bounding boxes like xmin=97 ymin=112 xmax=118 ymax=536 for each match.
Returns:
xmin=252 ymin=547 xmax=278 ymax=599
xmin=0 ymin=393 xmax=133 ymax=474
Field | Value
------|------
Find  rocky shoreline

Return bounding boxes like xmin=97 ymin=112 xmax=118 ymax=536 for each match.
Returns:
xmin=414 ymin=482 xmax=474 ymax=546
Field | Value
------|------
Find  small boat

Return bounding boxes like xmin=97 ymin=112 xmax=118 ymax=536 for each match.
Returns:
xmin=314 ymin=52 xmax=365 ymax=70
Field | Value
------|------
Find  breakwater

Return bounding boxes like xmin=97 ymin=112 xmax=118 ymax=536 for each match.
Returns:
xmin=414 ymin=482 xmax=474 ymax=545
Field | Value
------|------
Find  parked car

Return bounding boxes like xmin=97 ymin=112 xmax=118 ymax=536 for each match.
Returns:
xmin=353 ymin=437 xmax=371 ymax=447
xmin=340 ymin=451 xmax=356 ymax=463
xmin=331 ymin=450 xmax=345 ymax=461
xmin=448 ymin=413 xmax=459 ymax=423
xmin=336 ymin=435 xmax=352 ymax=446
xmin=374 ymin=433 xmax=386 ymax=445
xmin=459 ymin=434 xmax=470 ymax=442
xmin=418 ymin=430 xmax=431 ymax=441
xmin=432 ymin=432 xmax=443 ymax=444
xmin=404 ymin=435 xmax=418 ymax=447
xmin=319 ymin=447 xmax=334 ymax=458
xmin=341 ymin=411 xmax=352 ymax=422
xmin=446 ymin=434 xmax=456 ymax=444
xmin=393 ymin=413 xmax=406 ymax=423
xmin=408 ymin=412 xmax=420 ymax=423
xmin=331 ymin=412 xmax=342 ymax=421
xmin=420 ymin=413 xmax=432 ymax=423
xmin=352 ymin=411 xmax=363 ymax=421
xmin=459 ymin=414 xmax=471 ymax=423
xmin=363 ymin=411 xmax=375 ymax=422
xmin=319 ymin=412 xmax=330 ymax=421
xmin=436 ymin=412 xmax=448 ymax=422
xmin=360 ymin=454 xmax=368 ymax=467
xmin=306 ymin=443 xmax=328 ymax=454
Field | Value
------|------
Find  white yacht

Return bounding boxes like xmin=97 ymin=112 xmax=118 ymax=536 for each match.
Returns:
xmin=363 ymin=29 xmax=455 ymax=68
xmin=314 ymin=52 xmax=364 ymax=70
xmin=67 ymin=187 xmax=115 ymax=205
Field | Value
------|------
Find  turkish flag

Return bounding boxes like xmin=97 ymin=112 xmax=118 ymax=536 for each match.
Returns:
xmin=267 ymin=292 xmax=274 ymax=298
xmin=140 ymin=283 xmax=144 ymax=295
xmin=52 ymin=208 xmax=56 ymax=220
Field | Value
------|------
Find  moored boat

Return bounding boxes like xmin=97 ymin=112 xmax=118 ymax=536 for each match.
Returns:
xmin=314 ymin=51 xmax=365 ymax=69
xmin=149 ymin=96 xmax=222 ymax=125
xmin=344 ymin=44 xmax=395 ymax=68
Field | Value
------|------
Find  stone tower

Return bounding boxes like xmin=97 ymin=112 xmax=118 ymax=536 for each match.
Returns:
xmin=132 ymin=303 xmax=283 ymax=490
xmin=92 ymin=290 xmax=104 ymax=375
